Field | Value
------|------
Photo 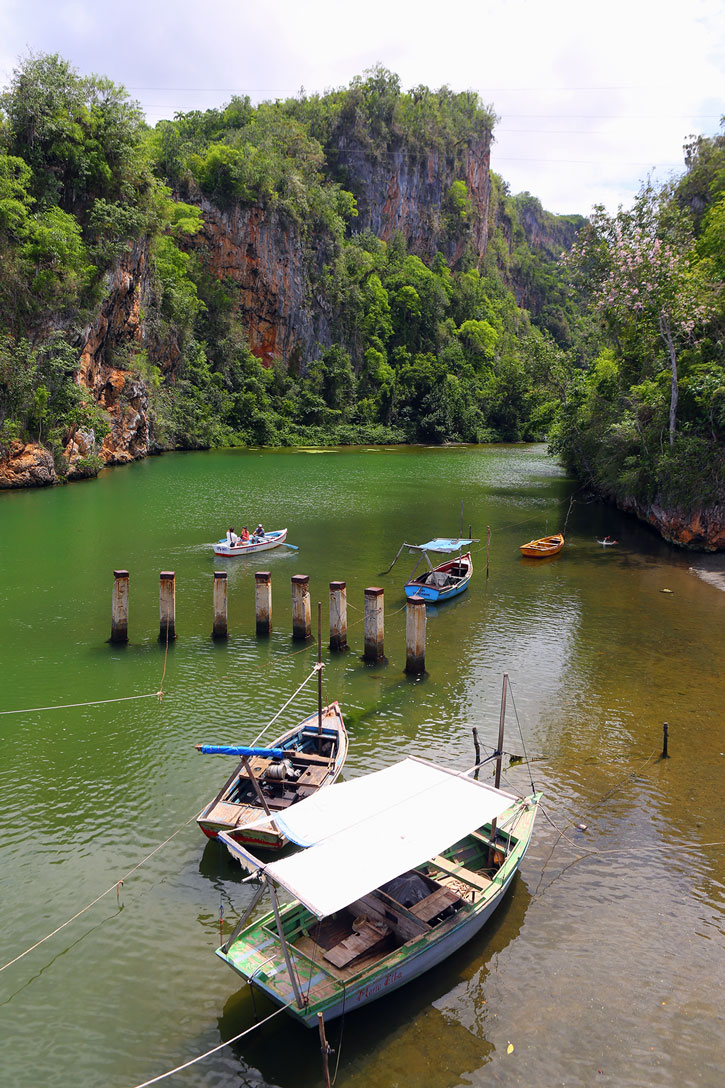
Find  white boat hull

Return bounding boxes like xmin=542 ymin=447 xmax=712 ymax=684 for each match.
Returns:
xmin=212 ymin=529 xmax=287 ymax=556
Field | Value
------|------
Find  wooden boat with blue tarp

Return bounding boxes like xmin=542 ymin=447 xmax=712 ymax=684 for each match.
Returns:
xmin=216 ymin=754 xmax=540 ymax=1025
xmin=196 ymin=702 xmax=348 ymax=850
xmin=385 ymin=537 xmax=476 ymax=603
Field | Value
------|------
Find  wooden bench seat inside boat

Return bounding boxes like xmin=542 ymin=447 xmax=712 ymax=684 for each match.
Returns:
xmin=428 ymin=854 xmax=493 ymax=892
xmin=409 ymin=885 xmax=461 ymax=921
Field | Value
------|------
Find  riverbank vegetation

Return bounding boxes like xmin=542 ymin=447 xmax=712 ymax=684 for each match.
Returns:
xmin=554 ymin=137 xmax=725 ymax=511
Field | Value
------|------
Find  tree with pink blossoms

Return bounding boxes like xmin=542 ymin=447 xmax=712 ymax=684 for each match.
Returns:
xmin=565 ymin=183 xmax=718 ymax=446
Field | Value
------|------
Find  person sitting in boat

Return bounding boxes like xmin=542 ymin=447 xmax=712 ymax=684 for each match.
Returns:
xmin=226 ymin=527 xmax=240 ymax=546
xmin=253 ymin=523 xmax=265 ymax=540
xmin=240 ymin=526 xmax=250 ymax=543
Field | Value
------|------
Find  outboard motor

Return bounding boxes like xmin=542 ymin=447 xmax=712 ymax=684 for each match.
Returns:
xmin=265 ymin=758 xmax=297 ymax=781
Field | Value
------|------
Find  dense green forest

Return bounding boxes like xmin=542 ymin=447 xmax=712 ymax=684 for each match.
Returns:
xmin=0 ymin=53 xmax=723 ymax=522
xmin=0 ymin=55 xmax=582 ymax=462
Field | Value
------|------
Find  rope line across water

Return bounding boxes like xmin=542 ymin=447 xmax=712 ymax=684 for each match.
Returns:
xmin=0 ymin=691 xmax=162 ymax=715
xmin=126 ymin=1003 xmax=292 ymax=1088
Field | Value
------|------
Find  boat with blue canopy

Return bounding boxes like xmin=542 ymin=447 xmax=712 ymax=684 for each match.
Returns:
xmin=384 ymin=537 xmax=476 ymax=603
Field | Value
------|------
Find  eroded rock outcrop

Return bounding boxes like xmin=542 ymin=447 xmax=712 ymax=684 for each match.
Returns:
xmin=77 ymin=239 xmax=153 ymax=465
xmin=616 ymin=496 xmax=725 ymax=552
xmin=0 ymin=440 xmax=56 ymax=488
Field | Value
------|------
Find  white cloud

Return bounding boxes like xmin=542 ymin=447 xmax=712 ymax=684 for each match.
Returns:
xmin=1 ymin=0 xmax=723 ymax=215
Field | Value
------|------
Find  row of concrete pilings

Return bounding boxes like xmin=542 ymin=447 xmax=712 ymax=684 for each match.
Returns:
xmin=110 ymin=569 xmax=428 ymax=674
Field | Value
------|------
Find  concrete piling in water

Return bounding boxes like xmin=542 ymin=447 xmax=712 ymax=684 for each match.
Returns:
xmin=291 ymin=574 xmax=311 ymax=641
xmin=212 ymin=571 xmax=228 ymax=639
xmin=405 ymin=593 xmax=426 ymax=674
xmin=329 ymin=581 xmax=348 ymax=652
xmin=255 ymin=571 xmax=272 ymax=636
xmin=159 ymin=571 xmax=176 ymax=642
xmin=363 ymin=587 xmax=385 ymax=662
xmin=110 ymin=569 xmax=129 ymax=644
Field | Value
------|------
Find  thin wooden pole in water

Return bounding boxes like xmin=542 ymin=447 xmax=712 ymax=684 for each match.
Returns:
xmin=486 ymin=526 xmax=491 ymax=580
xmin=488 ymin=673 xmax=508 ymax=868
xmin=318 ymin=1013 xmax=332 ymax=1088
xmin=317 ymin=601 xmax=323 ymax=738
xmin=662 ymin=722 xmax=669 ymax=758
xmin=472 ymin=727 xmax=481 ymax=769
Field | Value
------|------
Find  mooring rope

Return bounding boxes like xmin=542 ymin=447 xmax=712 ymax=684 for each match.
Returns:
xmin=249 ymin=662 xmax=323 ymax=746
xmin=0 ymin=813 xmax=198 ymax=974
xmin=0 ymin=691 xmax=163 ymax=715
xmin=126 ymin=1003 xmax=292 ymax=1088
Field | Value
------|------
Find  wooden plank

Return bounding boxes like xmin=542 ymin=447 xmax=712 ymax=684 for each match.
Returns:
xmin=429 ymin=855 xmax=493 ymax=892
xmin=296 ymin=765 xmax=329 ymax=787
xmin=323 ymin=921 xmax=390 ymax=968
xmin=409 ymin=886 xmax=460 ymax=921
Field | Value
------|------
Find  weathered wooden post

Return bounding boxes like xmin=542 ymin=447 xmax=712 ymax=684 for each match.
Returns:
xmin=662 ymin=721 xmax=669 ymax=758
xmin=159 ymin=571 xmax=176 ymax=642
xmin=405 ymin=593 xmax=426 ymax=674
xmin=317 ymin=1012 xmax=332 ymax=1088
xmin=363 ymin=587 xmax=384 ymax=662
xmin=212 ymin=571 xmax=228 ymax=639
xmin=255 ymin=571 xmax=272 ymax=636
xmin=291 ymin=574 xmax=311 ymax=641
xmin=329 ymin=581 xmax=348 ymax=652
xmin=110 ymin=569 xmax=129 ymax=644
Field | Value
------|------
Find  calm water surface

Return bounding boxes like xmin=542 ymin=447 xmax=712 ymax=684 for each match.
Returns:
xmin=1 ymin=444 xmax=723 ymax=1088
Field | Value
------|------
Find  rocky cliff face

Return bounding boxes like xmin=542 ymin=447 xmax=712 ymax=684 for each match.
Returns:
xmin=615 ymin=495 xmax=725 ymax=552
xmin=334 ymin=137 xmax=491 ymax=267
xmin=196 ymin=198 xmax=333 ymax=368
xmin=0 ymin=240 xmax=153 ymax=489
xmin=77 ymin=238 xmax=153 ymax=466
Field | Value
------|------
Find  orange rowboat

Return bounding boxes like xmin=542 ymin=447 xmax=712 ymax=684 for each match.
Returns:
xmin=520 ymin=533 xmax=564 ymax=557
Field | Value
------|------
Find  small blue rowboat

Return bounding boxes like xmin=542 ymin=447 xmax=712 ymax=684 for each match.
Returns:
xmin=398 ymin=537 xmax=475 ymax=603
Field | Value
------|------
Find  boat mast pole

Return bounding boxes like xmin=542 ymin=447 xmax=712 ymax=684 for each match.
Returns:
xmin=267 ymin=879 xmax=306 ymax=1009
xmin=317 ymin=601 xmax=323 ymax=741
xmin=488 ymin=672 xmax=508 ymax=868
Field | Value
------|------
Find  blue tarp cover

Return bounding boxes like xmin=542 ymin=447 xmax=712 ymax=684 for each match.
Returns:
xmin=198 ymin=745 xmax=285 ymax=758
xmin=415 ymin=537 xmax=474 ymax=552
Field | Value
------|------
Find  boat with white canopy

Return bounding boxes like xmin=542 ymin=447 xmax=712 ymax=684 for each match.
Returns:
xmin=216 ymin=743 xmax=540 ymax=1025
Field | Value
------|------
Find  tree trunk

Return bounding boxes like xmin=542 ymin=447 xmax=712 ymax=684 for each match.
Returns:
xmin=659 ymin=311 xmax=678 ymax=447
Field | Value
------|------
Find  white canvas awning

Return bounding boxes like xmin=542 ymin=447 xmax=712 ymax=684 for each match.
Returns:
xmin=225 ymin=757 xmax=518 ymax=918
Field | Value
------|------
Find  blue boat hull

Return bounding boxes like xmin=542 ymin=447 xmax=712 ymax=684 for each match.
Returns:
xmin=404 ymin=552 xmax=473 ymax=603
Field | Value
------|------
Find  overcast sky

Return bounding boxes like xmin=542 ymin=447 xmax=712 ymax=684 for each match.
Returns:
xmin=1 ymin=0 xmax=723 ymax=216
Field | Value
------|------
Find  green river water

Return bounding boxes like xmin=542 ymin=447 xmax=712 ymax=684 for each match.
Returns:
xmin=1 ymin=444 xmax=723 ymax=1088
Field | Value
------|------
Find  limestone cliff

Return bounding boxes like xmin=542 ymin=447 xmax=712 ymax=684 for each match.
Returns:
xmin=76 ymin=238 xmax=153 ymax=466
xmin=196 ymin=198 xmax=333 ymax=368
xmin=332 ymin=137 xmax=491 ymax=267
